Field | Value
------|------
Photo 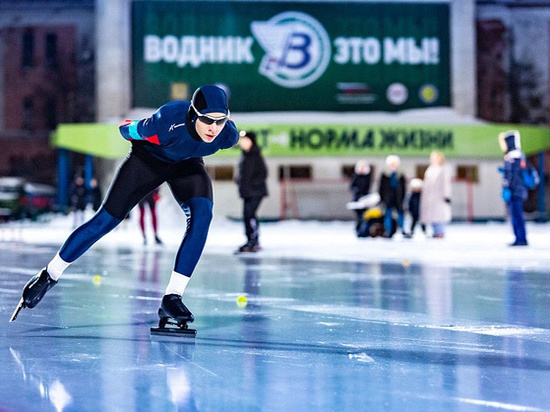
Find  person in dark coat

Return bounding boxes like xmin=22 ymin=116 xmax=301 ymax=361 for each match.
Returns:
xmin=499 ymin=130 xmax=528 ymax=246
xmin=89 ymin=178 xmax=103 ymax=212
xmin=70 ymin=174 xmax=88 ymax=228
xmin=236 ymin=131 xmax=268 ymax=253
xmin=378 ymin=155 xmax=406 ymax=238
xmin=404 ymin=178 xmax=424 ymax=238
xmin=349 ymin=160 xmax=372 ymax=233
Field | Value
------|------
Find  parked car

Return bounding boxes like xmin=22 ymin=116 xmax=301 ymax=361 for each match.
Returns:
xmin=0 ymin=177 xmax=56 ymax=221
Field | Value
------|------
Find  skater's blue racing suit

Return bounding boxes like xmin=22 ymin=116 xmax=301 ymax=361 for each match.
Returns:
xmin=57 ymin=85 xmax=239 ymax=278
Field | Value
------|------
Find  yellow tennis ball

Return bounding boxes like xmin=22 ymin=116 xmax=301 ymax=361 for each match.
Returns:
xmin=236 ymin=295 xmax=248 ymax=308
xmin=92 ymin=275 xmax=102 ymax=285
xmin=402 ymin=259 xmax=410 ymax=267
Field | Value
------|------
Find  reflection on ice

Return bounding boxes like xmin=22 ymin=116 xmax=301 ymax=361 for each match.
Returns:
xmin=2 ymin=219 xmax=550 ymax=410
xmin=10 ymin=347 xmax=73 ymax=412
xmin=49 ymin=381 xmax=73 ymax=412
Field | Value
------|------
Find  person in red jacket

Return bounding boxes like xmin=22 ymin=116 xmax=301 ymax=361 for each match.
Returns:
xmin=138 ymin=187 xmax=163 ymax=245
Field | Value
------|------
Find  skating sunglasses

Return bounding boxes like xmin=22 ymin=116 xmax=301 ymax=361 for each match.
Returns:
xmin=191 ymin=104 xmax=230 ymax=126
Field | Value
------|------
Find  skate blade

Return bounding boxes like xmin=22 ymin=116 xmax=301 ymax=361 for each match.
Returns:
xmin=234 ymin=248 xmax=260 ymax=255
xmin=150 ymin=326 xmax=196 ymax=338
xmin=9 ymin=298 xmax=24 ymax=322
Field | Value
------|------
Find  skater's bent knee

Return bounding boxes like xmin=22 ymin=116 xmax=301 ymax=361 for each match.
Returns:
xmin=91 ymin=208 xmax=123 ymax=232
xmin=185 ymin=197 xmax=213 ymax=225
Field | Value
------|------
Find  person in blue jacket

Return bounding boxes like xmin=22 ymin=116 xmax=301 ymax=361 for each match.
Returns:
xmin=11 ymin=85 xmax=239 ymax=328
xmin=499 ymin=130 xmax=528 ymax=246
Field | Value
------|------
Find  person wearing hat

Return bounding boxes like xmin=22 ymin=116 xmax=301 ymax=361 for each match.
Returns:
xmin=235 ymin=130 xmax=268 ymax=253
xmin=403 ymin=178 xmax=424 ymax=238
xmin=349 ymin=160 xmax=372 ymax=235
xmin=499 ymin=130 xmax=528 ymax=246
xmin=420 ymin=151 xmax=452 ymax=239
xmin=378 ymin=155 xmax=406 ymax=238
xmin=11 ymin=85 xmax=239 ymax=331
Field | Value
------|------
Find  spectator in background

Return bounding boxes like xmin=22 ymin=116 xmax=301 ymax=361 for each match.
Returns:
xmin=349 ymin=160 xmax=372 ymax=233
xmin=90 ymin=178 xmax=103 ymax=212
xmin=235 ymin=131 xmax=268 ymax=253
xmin=499 ymin=130 xmax=528 ymax=246
xmin=404 ymin=178 xmax=424 ymax=238
xmin=70 ymin=174 xmax=87 ymax=228
xmin=378 ymin=155 xmax=406 ymax=238
xmin=420 ymin=151 xmax=452 ymax=238
xmin=138 ymin=187 xmax=163 ymax=245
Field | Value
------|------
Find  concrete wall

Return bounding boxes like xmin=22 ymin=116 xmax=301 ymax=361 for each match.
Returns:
xmin=451 ymin=0 xmax=477 ymax=116
xmin=95 ymin=0 xmax=131 ymax=122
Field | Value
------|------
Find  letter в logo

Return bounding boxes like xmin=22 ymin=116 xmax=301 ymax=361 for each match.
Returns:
xmin=251 ymin=11 xmax=331 ymax=88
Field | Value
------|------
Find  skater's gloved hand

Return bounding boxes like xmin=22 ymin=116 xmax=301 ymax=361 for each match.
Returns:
xmin=502 ymin=187 xmax=511 ymax=203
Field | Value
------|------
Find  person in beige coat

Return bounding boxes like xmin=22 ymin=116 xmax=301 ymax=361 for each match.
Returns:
xmin=420 ymin=151 xmax=452 ymax=238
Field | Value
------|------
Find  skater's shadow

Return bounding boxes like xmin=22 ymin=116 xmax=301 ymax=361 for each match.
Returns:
xmin=194 ymin=313 xmax=268 ymax=330
xmin=195 ymin=336 xmax=550 ymax=371
xmin=13 ymin=321 xmax=152 ymax=337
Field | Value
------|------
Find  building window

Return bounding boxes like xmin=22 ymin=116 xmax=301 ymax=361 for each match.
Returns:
xmin=23 ymin=97 xmax=34 ymax=129
xmin=456 ymin=165 xmax=479 ymax=183
xmin=22 ymin=29 xmax=34 ymax=68
xmin=45 ymin=96 xmax=57 ymax=130
xmin=278 ymin=165 xmax=312 ymax=180
xmin=45 ymin=33 xmax=58 ymax=67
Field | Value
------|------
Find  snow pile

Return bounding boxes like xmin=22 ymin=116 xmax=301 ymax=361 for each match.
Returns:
xmin=1 ymin=211 xmax=548 ymax=270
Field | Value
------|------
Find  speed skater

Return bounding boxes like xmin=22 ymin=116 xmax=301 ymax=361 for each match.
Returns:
xmin=10 ymin=85 xmax=239 ymax=337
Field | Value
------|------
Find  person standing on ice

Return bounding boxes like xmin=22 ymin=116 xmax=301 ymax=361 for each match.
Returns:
xmin=235 ymin=130 xmax=268 ymax=253
xmin=138 ymin=186 xmax=163 ymax=245
xmin=11 ymin=85 xmax=239 ymax=332
xmin=403 ymin=178 xmax=424 ymax=238
xmin=420 ymin=151 xmax=452 ymax=238
xmin=499 ymin=130 xmax=529 ymax=246
xmin=69 ymin=173 xmax=88 ymax=228
xmin=349 ymin=160 xmax=372 ymax=234
xmin=378 ymin=155 xmax=406 ymax=238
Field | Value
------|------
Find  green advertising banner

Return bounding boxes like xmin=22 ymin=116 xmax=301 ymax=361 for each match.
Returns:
xmin=52 ymin=122 xmax=550 ymax=159
xmin=132 ymin=1 xmax=450 ymax=112
xmin=51 ymin=124 xmax=130 ymax=159
xmin=226 ymin=123 xmax=550 ymax=158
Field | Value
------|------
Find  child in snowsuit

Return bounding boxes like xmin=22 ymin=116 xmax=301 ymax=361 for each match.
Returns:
xmin=499 ymin=130 xmax=528 ymax=246
xmin=349 ymin=160 xmax=372 ymax=234
xmin=378 ymin=155 xmax=406 ymax=238
xmin=404 ymin=178 xmax=424 ymax=238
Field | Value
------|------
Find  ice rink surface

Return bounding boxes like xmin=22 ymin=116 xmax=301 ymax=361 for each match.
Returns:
xmin=1 ymin=214 xmax=550 ymax=411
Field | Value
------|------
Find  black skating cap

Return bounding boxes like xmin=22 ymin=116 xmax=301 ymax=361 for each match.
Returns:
xmin=191 ymin=85 xmax=229 ymax=115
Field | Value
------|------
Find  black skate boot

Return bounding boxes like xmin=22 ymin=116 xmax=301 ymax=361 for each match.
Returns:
xmin=10 ymin=268 xmax=57 ymax=322
xmin=150 ymin=294 xmax=196 ymax=338
xmin=235 ymin=238 xmax=261 ymax=254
